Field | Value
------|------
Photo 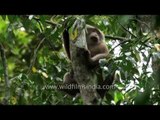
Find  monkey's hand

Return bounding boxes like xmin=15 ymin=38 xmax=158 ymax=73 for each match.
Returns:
xmin=77 ymin=47 xmax=104 ymax=67
xmin=77 ymin=47 xmax=91 ymax=58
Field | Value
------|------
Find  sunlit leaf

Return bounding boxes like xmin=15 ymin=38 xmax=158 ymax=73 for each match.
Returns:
xmin=11 ymin=96 xmax=17 ymax=105
xmin=29 ymin=15 xmax=34 ymax=20
xmin=69 ymin=26 xmax=78 ymax=41
xmin=154 ymin=44 xmax=160 ymax=51
xmin=114 ymin=91 xmax=124 ymax=103
xmin=41 ymin=72 xmax=48 ymax=78
xmin=32 ymin=67 xmax=37 ymax=73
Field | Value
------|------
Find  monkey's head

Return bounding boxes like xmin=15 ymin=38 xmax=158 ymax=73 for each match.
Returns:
xmin=86 ymin=25 xmax=105 ymax=46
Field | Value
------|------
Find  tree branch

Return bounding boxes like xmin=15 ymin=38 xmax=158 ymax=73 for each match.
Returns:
xmin=27 ymin=37 xmax=46 ymax=74
xmin=17 ymin=37 xmax=46 ymax=102
xmin=0 ymin=43 xmax=10 ymax=104
xmin=105 ymin=35 xmax=130 ymax=41
xmin=105 ymin=35 xmax=131 ymax=53
xmin=144 ymin=53 xmax=152 ymax=72
xmin=130 ymin=18 xmax=157 ymax=37
xmin=37 ymin=20 xmax=44 ymax=32
xmin=109 ymin=40 xmax=130 ymax=53
xmin=45 ymin=20 xmax=61 ymax=27
xmin=25 ymin=15 xmax=61 ymax=27
xmin=118 ymin=22 xmax=137 ymax=38
xmin=132 ymin=18 xmax=150 ymax=30
xmin=25 ymin=15 xmax=62 ymax=51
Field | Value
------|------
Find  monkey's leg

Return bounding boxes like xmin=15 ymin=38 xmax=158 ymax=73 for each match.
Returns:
xmin=97 ymin=70 xmax=115 ymax=98
xmin=60 ymin=71 xmax=80 ymax=97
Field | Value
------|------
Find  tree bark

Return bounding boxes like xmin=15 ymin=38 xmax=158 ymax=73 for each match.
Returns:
xmin=0 ymin=43 xmax=10 ymax=104
xmin=70 ymin=19 xmax=99 ymax=105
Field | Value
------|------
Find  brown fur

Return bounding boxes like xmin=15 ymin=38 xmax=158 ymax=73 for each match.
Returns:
xmin=61 ymin=24 xmax=112 ymax=97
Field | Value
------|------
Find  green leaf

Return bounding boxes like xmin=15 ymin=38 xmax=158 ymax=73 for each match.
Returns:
xmin=29 ymin=74 xmax=44 ymax=86
xmin=8 ymin=15 xmax=18 ymax=23
xmin=21 ymin=18 xmax=31 ymax=30
xmin=134 ymin=90 xmax=150 ymax=105
xmin=119 ymin=15 xmax=132 ymax=26
xmin=114 ymin=91 xmax=124 ymax=103
xmin=1 ymin=15 xmax=6 ymax=21
xmin=125 ymin=60 xmax=133 ymax=71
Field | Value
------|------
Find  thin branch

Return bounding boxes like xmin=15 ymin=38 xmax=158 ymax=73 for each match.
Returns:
xmin=144 ymin=53 xmax=152 ymax=71
xmin=37 ymin=20 xmax=44 ymax=32
xmin=130 ymin=18 xmax=157 ymax=37
xmin=105 ymin=35 xmax=131 ymax=53
xmin=26 ymin=15 xmax=62 ymax=51
xmin=46 ymin=39 xmax=62 ymax=51
xmin=105 ymin=35 xmax=130 ymax=41
xmin=25 ymin=15 xmax=61 ymax=27
xmin=27 ymin=37 xmax=46 ymax=75
xmin=139 ymin=38 xmax=153 ymax=50
xmin=45 ymin=20 xmax=61 ymax=27
xmin=131 ymin=18 xmax=151 ymax=30
xmin=118 ymin=22 xmax=137 ymax=38
xmin=109 ymin=40 xmax=130 ymax=53
xmin=0 ymin=43 xmax=10 ymax=104
xmin=18 ymin=37 xmax=45 ymax=98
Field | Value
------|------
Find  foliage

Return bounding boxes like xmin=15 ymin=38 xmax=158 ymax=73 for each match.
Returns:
xmin=0 ymin=15 xmax=160 ymax=105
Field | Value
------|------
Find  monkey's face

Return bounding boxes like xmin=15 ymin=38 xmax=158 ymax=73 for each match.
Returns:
xmin=86 ymin=27 xmax=103 ymax=46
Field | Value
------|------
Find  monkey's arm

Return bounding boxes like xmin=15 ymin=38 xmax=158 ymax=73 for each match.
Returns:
xmin=89 ymin=44 xmax=109 ymax=66
xmin=89 ymin=53 xmax=108 ymax=66
xmin=80 ymin=48 xmax=108 ymax=67
xmin=91 ymin=53 xmax=108 ymax=62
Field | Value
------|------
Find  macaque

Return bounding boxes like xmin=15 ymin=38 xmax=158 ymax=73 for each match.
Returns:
xmin=61 ymin=24 xmax=113 ymax=98
xmin=63 ymin=25 xmax=108 ymax=65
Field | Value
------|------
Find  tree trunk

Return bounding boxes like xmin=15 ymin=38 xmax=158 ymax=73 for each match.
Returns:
xmin=70 ymin=19 xmax=99 ymax=105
